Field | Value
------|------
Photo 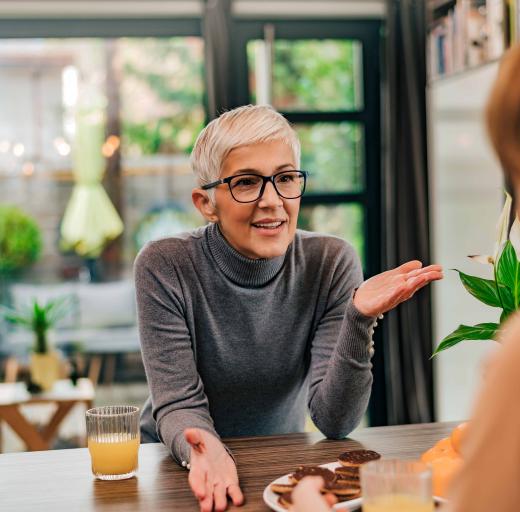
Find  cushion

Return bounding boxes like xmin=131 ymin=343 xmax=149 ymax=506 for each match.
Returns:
xmin=76 ymin=281 xmax=136 ymax=329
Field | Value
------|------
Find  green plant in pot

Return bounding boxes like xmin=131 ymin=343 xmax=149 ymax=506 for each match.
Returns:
xmin=433 ymin=193 xmax=520 ymax=356
xmin=0 ymin=297 xmax=73 ymax=391
xmin=0 ymin=205 xmax=42 ymax=314
xmin=0 ymin=204 xmax=42 ymax=274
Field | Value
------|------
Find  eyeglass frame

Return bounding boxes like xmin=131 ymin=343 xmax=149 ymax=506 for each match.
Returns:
xmin=201 ymin=170 xmax=308 ymax=203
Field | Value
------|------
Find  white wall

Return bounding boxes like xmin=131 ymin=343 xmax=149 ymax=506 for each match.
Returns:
xmin=428 ymin=62 xmax=504 ymax=422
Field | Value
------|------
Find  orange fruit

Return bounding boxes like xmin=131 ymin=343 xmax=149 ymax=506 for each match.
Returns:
xmin=450 ymin=422 xmax=469 ymax=454
xmin=421 ymin=437 xmax=459 ymax=463
xmin=430 ymin=455 xmax=464 ymax=498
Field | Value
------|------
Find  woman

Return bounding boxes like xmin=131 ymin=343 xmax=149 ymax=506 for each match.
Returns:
xmin=291 ymin=43 xmax=520 ymax=512
xmin=135 ymin=105 xmax=442 ymax=512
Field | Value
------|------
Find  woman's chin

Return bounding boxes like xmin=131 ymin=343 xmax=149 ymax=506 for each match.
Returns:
xmin=245 ymin=240 xmax=290 ymax=260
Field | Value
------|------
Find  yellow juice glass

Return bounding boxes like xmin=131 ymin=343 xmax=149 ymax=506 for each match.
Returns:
xmin=86 ymin=405 xmax=140 ymax=480
xmin=361 ymin=460 xmax=433 ymax=512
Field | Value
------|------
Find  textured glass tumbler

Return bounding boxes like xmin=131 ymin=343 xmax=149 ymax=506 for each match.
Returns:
xmin=86 ymin=405 xmax=140 ymax=480
xmin=361 ymin=459 xmax=433 ymax=512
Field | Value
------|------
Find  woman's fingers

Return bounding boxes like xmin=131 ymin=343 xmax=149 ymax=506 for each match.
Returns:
xmin=291 ymin=477 xmax=331 ymax=512
xmin=406 ymin=264 xmax=443 ymax=278
xmin=188 ymin=468 xmax=207 ymax=500
xmin=199 ymin=478 xmax=214 ymax=512
xmin=392 ymin=260 xmax=423 ymax=274
xmin=406 ymin=270 xmax=443 ymax=289
xmin=213 ymin=482 xmax=228 ymax=512
xmin=227 ymin=483 xmax=245 ymax=506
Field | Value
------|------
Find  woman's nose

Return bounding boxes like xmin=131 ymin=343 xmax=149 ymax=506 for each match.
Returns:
xmin=258 ymin=180 xmax=283 ymax=207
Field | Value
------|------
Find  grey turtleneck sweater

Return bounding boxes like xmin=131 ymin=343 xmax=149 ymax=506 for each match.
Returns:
xmin=135 ymin=222 xmax=375 ymax=465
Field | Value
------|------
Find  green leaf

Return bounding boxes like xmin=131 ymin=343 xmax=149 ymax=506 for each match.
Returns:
xmin=500 ymin=310 xmax=511 ymax=323
xmin=496 ymin=241 xmax=520 ymax=307
xmin=455 ymin=270 xmax=513 ymax=310
xmin=0 ymin=305 xmax=32 ymax=326
xmin=432 ymin=323 xmax=499 ymax=357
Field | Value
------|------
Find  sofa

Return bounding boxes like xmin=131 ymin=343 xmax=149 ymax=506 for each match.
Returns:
xmin=4 ymin=280 xmax=140 ymax=358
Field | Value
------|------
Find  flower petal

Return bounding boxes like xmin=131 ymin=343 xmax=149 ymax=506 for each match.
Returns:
xmin=494 ymin=192 xmax=513 ymax=260
xmin=468 ymin=254 xmax=495 ymax=265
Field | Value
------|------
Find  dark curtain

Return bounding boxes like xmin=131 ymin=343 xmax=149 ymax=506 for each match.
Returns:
xmin=203 ymin=0 xmax=232 ymax=120
xmin=383 ymin=0 xmax=434 ymax=424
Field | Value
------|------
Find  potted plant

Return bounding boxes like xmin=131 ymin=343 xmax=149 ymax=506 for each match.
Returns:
xmin=0 ymin=204 xmax=42 ymax=275
xmin=0 ymin=205 xmax=42 ymax=309
xmin=433 ymin=193 xmax=520 ymax=356
xmin=0 ymin=297 xmax=72 ymax=390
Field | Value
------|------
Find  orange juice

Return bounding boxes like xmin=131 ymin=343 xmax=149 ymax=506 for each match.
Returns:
xmin=363 ymin=494 xmax=434 ymax=512
xmin=88 ymin=435 xmax=139 ymax=476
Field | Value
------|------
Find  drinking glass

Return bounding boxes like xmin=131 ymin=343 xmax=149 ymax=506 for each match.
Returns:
xmin=361 ymin=459 xmax=433 ymax=512
xmin=86 ymin=405 xmax=140 ymax=480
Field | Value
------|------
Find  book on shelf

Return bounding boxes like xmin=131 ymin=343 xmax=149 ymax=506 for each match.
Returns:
xmin=428 ymin=0 xmax=519 ymax=80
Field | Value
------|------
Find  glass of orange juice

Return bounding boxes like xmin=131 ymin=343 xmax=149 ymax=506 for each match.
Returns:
xmin=361 ymin=459 xmax=433 ymax=512
xmin=86 ymin=405 xmax=140 ymax=480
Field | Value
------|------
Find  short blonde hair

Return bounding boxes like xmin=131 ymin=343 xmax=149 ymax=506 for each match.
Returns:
xmin=486 ymin=44 xmax=520 ymax=180
xmin=190 ymin=105 xmax=301 ymax=190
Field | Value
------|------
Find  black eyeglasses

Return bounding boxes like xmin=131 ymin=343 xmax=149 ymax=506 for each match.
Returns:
xmin=201 ymin=170 xmax=308 ymax=203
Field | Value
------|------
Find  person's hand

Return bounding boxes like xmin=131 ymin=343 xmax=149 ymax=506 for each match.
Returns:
xmin=291 ymin=476 xmax=335 ymax=512
xmin=184 ymin=428 xmax=244 ymax=512
xmin=353 ymin=260 xmax=443 ymax=318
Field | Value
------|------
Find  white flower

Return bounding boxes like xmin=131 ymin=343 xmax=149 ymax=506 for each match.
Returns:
xmin=494 ymin=193 xmax=513 ymax=261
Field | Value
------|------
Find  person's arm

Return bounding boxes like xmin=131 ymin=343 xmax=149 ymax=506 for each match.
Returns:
xmin=446 ymin=313 xmax=520 ymax=512
xmin=307 ymin=242 xmax=442 ymax=438
xmin=134 ymin=242 xmax=218 ymax=464
xmin=135 ymin=243 xmax=243 ymax=512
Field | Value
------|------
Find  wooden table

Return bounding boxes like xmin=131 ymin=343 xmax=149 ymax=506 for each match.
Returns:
xmin=0 ymin=422 xmax=457 ymax=511
xmin=0 ymin=378 xmax=94 ymax=452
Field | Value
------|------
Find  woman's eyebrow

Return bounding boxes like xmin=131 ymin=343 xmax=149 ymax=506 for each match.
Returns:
xmin=230 ymin=163 xmax=295 ymax=176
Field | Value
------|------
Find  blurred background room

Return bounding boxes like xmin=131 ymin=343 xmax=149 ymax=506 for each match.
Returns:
xmin=0 ymin=0 xmax=517 ymax=453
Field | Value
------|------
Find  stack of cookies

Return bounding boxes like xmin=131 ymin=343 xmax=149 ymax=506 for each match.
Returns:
xmin=271 ymin=449 xmax=381 ymax=510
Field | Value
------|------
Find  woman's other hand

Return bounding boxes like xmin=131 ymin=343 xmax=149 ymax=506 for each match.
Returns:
xmin=291 ymin=476 xmax=335 ymax=512
xmin=353 ymin=260 xmax=443 ymax=318
xmin=184 ymin=428 xmax=244 ymax=512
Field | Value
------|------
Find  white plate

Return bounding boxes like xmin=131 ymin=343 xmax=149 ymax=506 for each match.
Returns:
xmin=262 ymin=461 xmax=363 ymax=512
xmin=262 ymin=461 xmax=449 ymax=512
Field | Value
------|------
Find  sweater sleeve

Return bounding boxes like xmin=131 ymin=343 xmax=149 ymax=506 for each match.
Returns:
xmin=134 ymin=242 xmax=223 ymax=465
xmin=307 ymin=240 xmax=376 ymax=439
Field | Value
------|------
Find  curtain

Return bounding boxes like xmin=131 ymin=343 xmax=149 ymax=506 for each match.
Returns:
xmin=203 ymin=0 xmax=232 ymax=120
xmin=383 ymin=0 xmax=434 ymax=424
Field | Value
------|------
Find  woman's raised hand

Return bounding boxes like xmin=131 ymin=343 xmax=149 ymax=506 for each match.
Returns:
xmin=353 ymin=260 xmax=443 ymax=318
xmin=184 ymin=428 xmax=244 ymax=512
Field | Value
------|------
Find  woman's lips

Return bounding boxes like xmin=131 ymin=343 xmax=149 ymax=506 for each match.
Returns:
xmin=251 ymin=220 xmax=286 ymax=235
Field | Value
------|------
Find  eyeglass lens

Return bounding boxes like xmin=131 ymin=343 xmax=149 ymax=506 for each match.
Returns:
xmin=229 ymin=171 xmax=305 ymax=202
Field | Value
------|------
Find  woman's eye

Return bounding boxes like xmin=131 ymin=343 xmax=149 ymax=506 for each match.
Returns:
xmin=234 ymin=177 xmax=257 ymax=187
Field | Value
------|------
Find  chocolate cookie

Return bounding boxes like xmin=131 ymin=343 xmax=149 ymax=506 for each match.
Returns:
xmin=278 ymin=491 xmax=293 ymax=509
xmin=335 ymin=466 xmax=360 ymax=480
xmin=338 ymin=449 xmax=381 ymax=467
xmin=323 ymin=479 xmax=361 ymax=497
xmin=270 ymin=482 xmax=296 ymax=495
xmin=290 ymin=465 xmax=336 ymax=484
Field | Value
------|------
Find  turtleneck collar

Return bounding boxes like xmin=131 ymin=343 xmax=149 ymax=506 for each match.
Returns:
xmin=205 ymin=222 xmax=287 ymax=287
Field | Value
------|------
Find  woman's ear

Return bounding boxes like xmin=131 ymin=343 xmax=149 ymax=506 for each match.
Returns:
xmin=192 ymin=188 xmax=219 ymax=223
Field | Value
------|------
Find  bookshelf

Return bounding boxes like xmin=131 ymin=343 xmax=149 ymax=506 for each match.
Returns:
xmin=427 ymin=0 xmax=520 ymax=81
